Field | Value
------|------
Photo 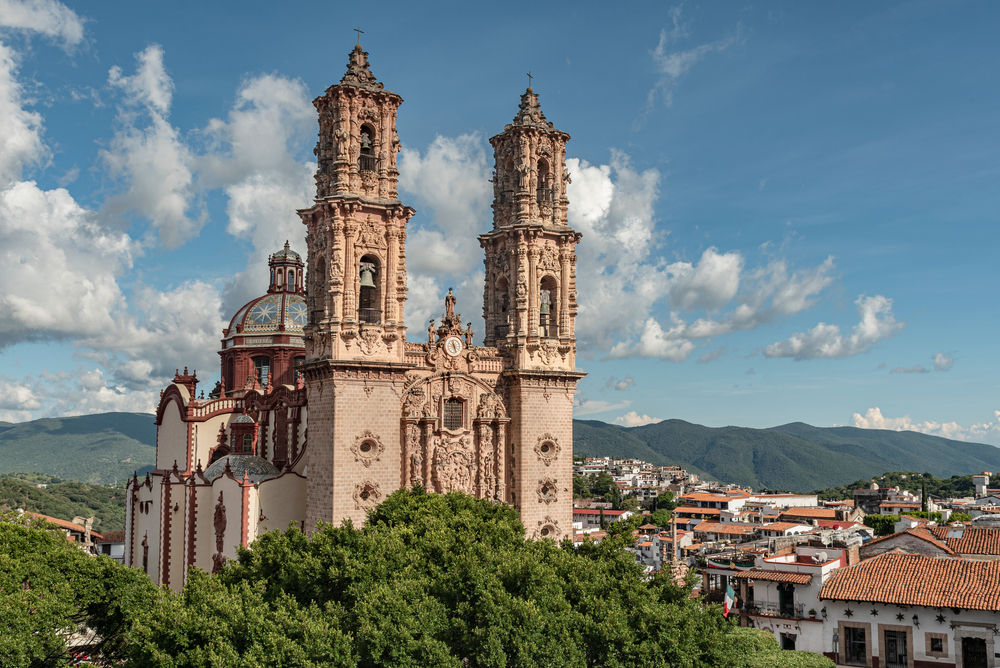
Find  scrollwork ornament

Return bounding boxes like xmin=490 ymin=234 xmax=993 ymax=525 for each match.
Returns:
xmin=535 ymin=515 xmax=561 ymax=540
xmin=536 ymin=477 xmax=558 ymax=505
xmin=534 ymin=434 xmax=561 ymax=466
xmin=353 ymin=478 xmax=382 ymax=510
xmin=351 ymin=430 xmax=385 ymax=467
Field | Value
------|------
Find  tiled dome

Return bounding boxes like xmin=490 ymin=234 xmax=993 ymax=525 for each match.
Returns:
xmin=204 ymin=454 xmax=280 ymax=483
xmin=227 ymin=293 xmax=308 ymax=337
xmin=271 ymin=241 xmax=302 ymax=263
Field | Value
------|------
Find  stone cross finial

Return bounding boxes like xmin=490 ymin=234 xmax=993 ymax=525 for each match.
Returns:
xmin=354 ymin=27 xmax=364 ymax=45
xmin=527 ymin=71 xmax=532 ymax=88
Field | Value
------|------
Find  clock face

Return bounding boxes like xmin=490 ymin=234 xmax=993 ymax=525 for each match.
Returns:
xmin=444 ymin=336 xmax=463 ymax=357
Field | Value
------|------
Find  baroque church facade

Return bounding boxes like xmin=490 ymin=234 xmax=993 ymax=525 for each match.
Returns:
xmin=125 ymin=44 xmax=584 ymax=589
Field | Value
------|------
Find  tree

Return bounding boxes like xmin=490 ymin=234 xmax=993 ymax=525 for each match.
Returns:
xmin=863 ymin=514 xmax=899 ymax=536
xmin=649 ymin=508 xmax=673 ymax=528
xmin=572 ymin=475 xmax=587 ymax=498
xmin=620 ymin=496 xmax=641 ymax=513
xmin=0 ymin=511 xmax=155 ymax=667
xmin=125 ymin=488 xmax=816 ymax=667
xmin=599 ymin=507 xmax=607 ymax=530
xmin=611 ymin=483 xmax=623 ymax=511
xmin=590 ymin=472 xmax=614 ymax=497
xmin=921 ymin=480 xmax=927 ymax=513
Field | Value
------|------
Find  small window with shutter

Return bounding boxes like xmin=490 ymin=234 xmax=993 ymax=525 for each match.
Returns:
xmin=443 ymin=399 xmax=463 ymax=431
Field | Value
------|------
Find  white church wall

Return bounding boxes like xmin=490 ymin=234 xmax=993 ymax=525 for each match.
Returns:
xmin=256 ymin=473 xmax=307 ymax=537
xmin=156 ymin=397 xmax=189 ymax=471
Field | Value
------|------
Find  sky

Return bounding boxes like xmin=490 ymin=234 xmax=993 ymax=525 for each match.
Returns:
xmin=0 ymin=0 xmax=997 ymax=445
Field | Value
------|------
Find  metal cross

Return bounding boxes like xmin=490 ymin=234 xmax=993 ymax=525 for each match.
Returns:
xmin=527 ymin=70 xmax=533 ymax=88
xmin=354 ymin=27 xmax=364 ymax=45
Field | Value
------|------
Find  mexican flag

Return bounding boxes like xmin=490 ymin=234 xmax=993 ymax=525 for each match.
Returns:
xmin=723 ymin=583 xmax=736 ymax=618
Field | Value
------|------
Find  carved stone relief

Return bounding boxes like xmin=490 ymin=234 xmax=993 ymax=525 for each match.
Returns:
xmin=353 ymin=478 xmax=382 ymax=510
xmin=534 ymin=434 xmax=561 ymax=466
xmin=359 ymin=325 xmax=385 ymax=356
xmin=536 ymin=477 xmax=558 ymax=505
xmin=535 ymin=515 xmax=561 ymax=540
xmin=351 ymin=430 xmax=385 ymax=467
xmin=433 ymin=435 xmax=477 ymax=494
xmin=212 ymin=492 xmax=226 ymax=573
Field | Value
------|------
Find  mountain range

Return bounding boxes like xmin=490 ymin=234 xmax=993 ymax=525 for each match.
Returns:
xmin=1 ymin=412 xmax=997 ymax=493
xmin=574 ymin=419 xmax=1000 ymax=492
xmin=0 ymin=413 xmax=156 ymax=485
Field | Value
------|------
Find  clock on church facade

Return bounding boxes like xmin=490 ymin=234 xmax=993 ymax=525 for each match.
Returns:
xmin=125 ymin=42 xmax=584 ymax=590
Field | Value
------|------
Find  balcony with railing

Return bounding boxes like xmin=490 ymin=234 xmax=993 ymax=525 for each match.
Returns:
xmin=741 ymin=601 xmax=804 ymax=619
xmin=538 ymin=323 xmax=559 ymax=338
xmin=537 ymin=187 xmax=554 ymax=202
xmin=358 ymin=154 xmax=380 ymax=172
xmin=358 ymin=308 xmax=382 ymax=324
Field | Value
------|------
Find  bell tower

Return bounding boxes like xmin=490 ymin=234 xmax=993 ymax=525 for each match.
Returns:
xmin=299 ymin=43 xmax=416 ymax=529
xmin=480 ymin=85 xmax=585 ymax=537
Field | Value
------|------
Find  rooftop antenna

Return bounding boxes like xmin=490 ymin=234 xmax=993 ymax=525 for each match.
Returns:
xmin=354 ymin=27 xmax=364 ymax=46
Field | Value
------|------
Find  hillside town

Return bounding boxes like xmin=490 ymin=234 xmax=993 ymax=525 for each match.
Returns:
xmin=574 ymin=457 xmax=1000 ymax=666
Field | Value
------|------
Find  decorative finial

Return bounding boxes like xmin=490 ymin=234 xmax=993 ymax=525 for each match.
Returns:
xmin=527 ymin=70 xmax=532 ymax=90
xmin=284 ymin=240 xmax=290 ymax=250
xmin=354 ymin=26 xmax=364 ymax=46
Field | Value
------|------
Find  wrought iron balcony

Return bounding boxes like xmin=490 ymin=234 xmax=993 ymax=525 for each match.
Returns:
xmin=742 ymin=602 xmax=804 ymax=619
xmin=358 ymin=154 xmax=380 ymax=173
xmin=358 ymin=308 xmax=382 ymax=324
xmin=537 ymin=187 xmax=554 ymax=202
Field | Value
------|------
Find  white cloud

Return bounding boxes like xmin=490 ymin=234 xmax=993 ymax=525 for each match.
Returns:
xmin=698 ymin=345 xmax=727 ymax=363
xmin=852 ymin=407 xmax=1000 ymax=445
xmin=605 ymin=375 xmax=636 ymax=391
xmin=666 ymin=247 xmax=743 ymax=312
xmin=0 ymin=42 xmax=47 ymax=185
xmin=0 ymin=0 xmax=84 ymax=48
xmin=102 ymin=45 xmax=200 ymax=247
xmin=573 ymin=397 xmax=632 ymax=417
xmin=398 ymin=133 xmax=492 ymax=277
xmin=643 ymin=7 xmax=743 ymax=113
xmin=933 ymin=352 xmax=954 ymax=372
xmin=890 ymin=365 xmax=928 ymax=374
xmin=763 ymin=294 xmax=904 ymax=360
xmin=614 ymin=411 xmax=662 ymax=427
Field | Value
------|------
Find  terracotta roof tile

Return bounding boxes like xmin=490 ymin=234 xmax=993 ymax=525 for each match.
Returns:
xmin=929 ymin=526 xmax=1000 ymax=555
xmin=762 ymin=522 xmax=810 ymax=531
xmin=778 ymin=508 xmax=837 ymax=519
xmin=694 ymin=522 xmax=757 ymax=535
xmin=820 ymin=553 xmax=1000 ymax=611
xmin=864 ymin=527 xmax=956 ymax=555
xmin=732 ymin=569 xmax=813 ymax=584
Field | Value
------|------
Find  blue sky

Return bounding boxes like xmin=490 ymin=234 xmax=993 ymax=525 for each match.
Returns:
xmin=0 ymin=0 xmax=997 ymax=445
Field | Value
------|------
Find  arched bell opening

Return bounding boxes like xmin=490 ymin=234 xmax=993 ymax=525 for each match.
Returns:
xmin=359 ymin=123 xmax=378 ymax=172
xmin=500 ymin=158 xmax=515 ymax=205
xmin=358 ymin=255 xmax=381 ymax=324
xmin=495 ymin=276 xmax=510 ymax=339
xmin=536 ymin=158 xmax=552 ymax=203
xmin=311 ymin=255 xmax=326 ymax=325
xmin=539 ymin=274 xmax=559 ymax=338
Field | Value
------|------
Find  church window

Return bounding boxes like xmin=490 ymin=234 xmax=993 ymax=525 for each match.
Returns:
xmin=537 ymin=158 xmax=552 ymax=202
xmin=287 ymin=269 xmax=294 ymax=289
xmin=539 ymin=276 xmax=558 ymax=337
xmin=277 ymin=269 xmax=284 ymax=286
xmin=359 ymin=124 xmax=377 ymax=172
xmin=242 ymin=433 xmax=253 ymax=454
xmin=358 ymin=257 xmax=380 ymax=323
xmin=253 ymin=356 xmax=271 ymax=386
xmin=443 ymin=399 xmax=463 ymax=431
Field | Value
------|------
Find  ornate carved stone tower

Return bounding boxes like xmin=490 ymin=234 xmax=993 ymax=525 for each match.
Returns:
xmin=299 ymin=44 xmax=416 ymax=528
xmin=480 ymin=86 xmax=585 ymax=537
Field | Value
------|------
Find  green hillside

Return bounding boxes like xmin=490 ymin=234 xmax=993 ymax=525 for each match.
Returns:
xmin=573 ymin=419 xmax=1000 ymax=493
xmin=0 ymin=413 xmax=156 ymax=485
xmin=0 ymin=473 xmax=128 ymax=531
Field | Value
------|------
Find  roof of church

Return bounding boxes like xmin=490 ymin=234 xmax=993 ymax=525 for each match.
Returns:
xmin=226 ymin=292 xmax=307 ymax=341
xmin=270 ymin=241 xmax=302 ymax=264
xmin=204 ymin=454 xmax=280 ymax=483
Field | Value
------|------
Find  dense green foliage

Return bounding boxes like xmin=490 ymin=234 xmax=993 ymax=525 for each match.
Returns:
xmin=814 ymin=471 xmax=976 ymax=501
xmin=0 ymin=473 xmax=128 ymax=531
xmin=0 ymin=512 xmax=156 ymax=667
xmin=0 ymin=413 xmax=155 ymax=485
xmin=125 ymin=488 xmax=828 ymax=667
xmin=648 ymin=508 xmax=673 ymax=527
xmin=863 ymin=514 xmax=899 ymax=536
xmin=575 ymin=419 xmax=1000 ymax=493
xmin=729 ymin=628 xmax=833 ymax=668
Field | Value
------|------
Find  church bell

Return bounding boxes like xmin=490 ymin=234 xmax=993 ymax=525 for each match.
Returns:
xmin=539 ymin=301 xmax=549 ymax=315
xmin=359 ymin=267 xmax=376 ymax=289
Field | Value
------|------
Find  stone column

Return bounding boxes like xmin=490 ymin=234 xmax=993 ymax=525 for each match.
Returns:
xmin=528 ymin=246 xmax=540 ymax=335
xmin=559 ymin=244 xmax=571 ymax=337
xmin=343 ymin=218 xmax=357 ymax=322
xmin=385 ymin=225 xmax=399 ymax=324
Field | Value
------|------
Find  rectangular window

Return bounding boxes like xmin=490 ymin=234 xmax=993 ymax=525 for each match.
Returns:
xmin=443 ymin=400 xmax=463 ymax=431
xmin=930 ymin=638 xmax=943 ymax=653
xmin=845 ymin=627 xmax=866 ymax=666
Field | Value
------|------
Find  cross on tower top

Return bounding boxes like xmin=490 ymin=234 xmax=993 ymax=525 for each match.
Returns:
xmin=527 ymin=70 xmax=533 ymax=88
xmin=354 ymin=27 xmax=364 ymax=45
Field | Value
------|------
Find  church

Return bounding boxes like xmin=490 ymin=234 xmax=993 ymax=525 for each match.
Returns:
xmin=125 ymin=42 xmax=584 ymax=590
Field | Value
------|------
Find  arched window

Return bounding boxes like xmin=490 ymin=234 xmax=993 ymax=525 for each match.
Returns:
xmin=242 ymin=433 xmax=253 ymax=454
xmin=225 ymin=358 xmax=234 ymax=390
xmin=359 ymin=124 xmax=377 ymax=172
xmin=253 ymin=356 xmax=271 ymax=387
xmin=539 ymin=275 xmax=558 ymax=337
xmin=495 ymin=276 xmax=510 ymax=339
xmin=311 ymin=256 xmax=326 ymax=324
xmin=358 ymin=255 xmax=381 ymax=324
xmin=501 ymin=158 xmax=515 ymax=204
xmin=287 ymin=269 xmax=295 ymax=290
xmin=443 ymin=398 xmax=463 ymax=431
xmin=537 ymin=159 xmax=551 ymax=203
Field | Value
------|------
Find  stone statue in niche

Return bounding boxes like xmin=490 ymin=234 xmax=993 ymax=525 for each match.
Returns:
xmin=445 ymin=288 xmax=456 ymax=319
xmin=212 ymin=492 xmax=227 ymax=573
